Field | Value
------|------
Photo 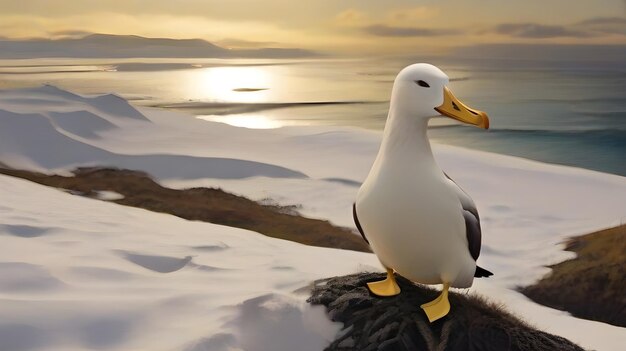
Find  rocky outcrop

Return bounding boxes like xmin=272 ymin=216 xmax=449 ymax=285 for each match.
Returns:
xmin=308 ymin=273 xmax=584 ymax=351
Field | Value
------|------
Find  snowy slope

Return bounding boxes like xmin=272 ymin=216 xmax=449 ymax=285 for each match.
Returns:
xmin=0 ymin=173 xmax=378 ymax=351
xmin=0 ymin=86 xmax=625 ymax=350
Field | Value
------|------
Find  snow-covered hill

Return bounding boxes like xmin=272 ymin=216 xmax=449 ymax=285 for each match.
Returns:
xmin=0 ymin=172 xmax=374 ymax=351
xmin=0 ymin=86 xmax=625 ymax=350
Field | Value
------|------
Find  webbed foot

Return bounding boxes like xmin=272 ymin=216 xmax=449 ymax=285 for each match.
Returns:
xmin=367 ymin=268 xmax=401 ymax=296
xmin=421 ymin=283 xmax=450 ymax=322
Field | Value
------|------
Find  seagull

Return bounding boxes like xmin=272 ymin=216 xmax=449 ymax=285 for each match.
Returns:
xmin=353 ymin=63 xmax=493 ymax=323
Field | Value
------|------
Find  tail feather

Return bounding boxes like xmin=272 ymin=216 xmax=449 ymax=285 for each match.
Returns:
xmin=475 ymin=265 xmax=493 ymax=278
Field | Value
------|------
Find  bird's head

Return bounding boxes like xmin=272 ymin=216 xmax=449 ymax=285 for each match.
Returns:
xmin=391 ymin=63 xmax=489 ymax=129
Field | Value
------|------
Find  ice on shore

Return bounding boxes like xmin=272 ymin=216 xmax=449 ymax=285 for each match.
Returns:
xmin=0 ymin=86 xmax=306 ymax=180
xmin=0 ymin=86 xmax=625 ymax=351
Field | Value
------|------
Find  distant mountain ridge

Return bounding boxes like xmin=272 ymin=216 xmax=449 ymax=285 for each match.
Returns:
xmin=0 ymin=33 xmax=319 ymax=59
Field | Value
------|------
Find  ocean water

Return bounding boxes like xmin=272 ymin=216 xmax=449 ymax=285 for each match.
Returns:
xmin=0 ymin=57 xmax=624 ymax=176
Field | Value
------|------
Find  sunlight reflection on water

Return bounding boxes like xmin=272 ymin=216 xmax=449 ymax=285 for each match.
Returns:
xmin=190 ymin=66 xmax=273 ymax=103
xmin=197 ymin=114 xmax=296 ymax=129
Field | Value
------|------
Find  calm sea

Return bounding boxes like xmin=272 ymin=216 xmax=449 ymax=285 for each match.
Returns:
xmin=1 ymin=57 xmax=624 ymax=177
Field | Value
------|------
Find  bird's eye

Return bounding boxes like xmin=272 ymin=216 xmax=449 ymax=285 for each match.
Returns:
xmin=415 ymin=80 xmax=430 ymax=88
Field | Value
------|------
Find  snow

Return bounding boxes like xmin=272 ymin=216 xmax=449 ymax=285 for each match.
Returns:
xmin=0 ymin=173 xmax=363 ymax=351
xmin=94 ymin=190 xmax=125 ymax=201
xmin=0 ymin=86 xmax=625 ymax=350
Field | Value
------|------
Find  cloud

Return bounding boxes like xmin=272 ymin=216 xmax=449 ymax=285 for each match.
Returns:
xmin=335 ymin=9 xmax=369 ymax=25
xmin=363 ymin=24 xmax=458 ymax=37
xmin=491 ymin=18 xmax=626 ymax=39
xmin=0 ymin=13 xmax=293 ymax=44
xmin=216 ymin=38 xmax=279 ymax=48
xmin=576 ymin=17 xmax=626 ymax=35
xmin=336 ymin=6 xmax=438 ymax=29
xmin=386 ymin=6 xmax=438 ymax=24
xmin=492 ymin=23 xmax=596 ymax=38
xmin=48 ymin=29 xmax=93 ymax=39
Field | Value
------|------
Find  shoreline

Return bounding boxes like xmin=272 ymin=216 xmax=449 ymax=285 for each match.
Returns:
xmin=1 ymin=55 xmax=625 ymax=178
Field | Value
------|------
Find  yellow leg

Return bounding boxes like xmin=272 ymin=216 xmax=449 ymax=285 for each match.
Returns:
xmin=367 ymin=268 xmax=401 ymax=296
xmin=421 ymin=283 xmax=450 ymax=323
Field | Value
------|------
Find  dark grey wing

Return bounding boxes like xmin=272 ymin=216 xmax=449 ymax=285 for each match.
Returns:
xmin=444 ymin=173 xmax=492 ymax=277
xmin=443 ymin=172 xmax=481 ymax=260
xmin=352 ymin=203 xmax=369 ymax=244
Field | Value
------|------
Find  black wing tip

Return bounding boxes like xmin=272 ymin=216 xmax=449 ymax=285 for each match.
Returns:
xmin=352 ymin=203 xmax=369 ymax=244
xmin=475 ymin=265 xmax=494 ymax=278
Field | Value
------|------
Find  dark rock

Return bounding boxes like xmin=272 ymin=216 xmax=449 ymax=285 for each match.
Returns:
xmin=308 ymin=273 xmax=584 ymax=351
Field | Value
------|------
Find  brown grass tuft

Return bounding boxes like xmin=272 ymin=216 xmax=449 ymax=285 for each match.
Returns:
xmin=520 ymin=224 xmax=626 ymax=327
xmin=0 ymin=166 xmax=371 ymax=253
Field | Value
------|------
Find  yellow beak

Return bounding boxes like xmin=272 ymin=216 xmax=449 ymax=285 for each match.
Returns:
xmin=435 ymin=87 xmax=489 ymax=129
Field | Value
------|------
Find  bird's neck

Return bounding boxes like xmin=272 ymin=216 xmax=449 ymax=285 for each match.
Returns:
xmin=375 ymin=106 xmax=437 ymax=170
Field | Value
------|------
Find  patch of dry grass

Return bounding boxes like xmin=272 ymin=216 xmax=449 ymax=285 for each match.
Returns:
xmin=520 ymin=224 xmax=626 ymax=327
xmin=0 ymin=167 xmax=371 ymax=253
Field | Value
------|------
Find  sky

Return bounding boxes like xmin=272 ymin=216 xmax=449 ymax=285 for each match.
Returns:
xmin=1 ymin=0 xmax=625 ymax=54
